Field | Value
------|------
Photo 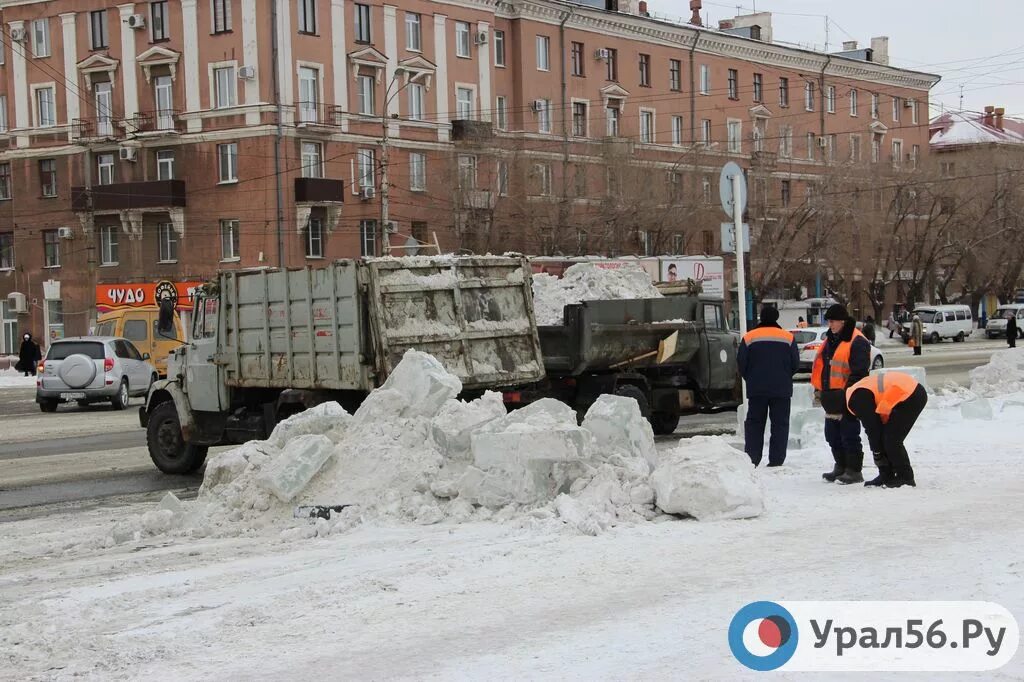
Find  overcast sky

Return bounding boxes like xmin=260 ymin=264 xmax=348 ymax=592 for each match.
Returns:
xmin=644 ymin=0 xmax=1024 ymax=121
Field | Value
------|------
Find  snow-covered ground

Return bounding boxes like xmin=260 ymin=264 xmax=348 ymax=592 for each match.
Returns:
xmin=2 ymin=352 xmax=1023 ymax=679
xmin=0 ymin=368 xmax=36 ymax=389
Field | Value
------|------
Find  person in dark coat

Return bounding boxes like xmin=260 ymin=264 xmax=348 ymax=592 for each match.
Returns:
xmin=861 ymin=316 xmax=877 ymax=344
xmin=1006 ymin=310 xmax=1018 ymax=348
xmin=737 ymin=305 xmax=800 ymax=467
xmin=18 ymin=333 xmax=41 ymax=376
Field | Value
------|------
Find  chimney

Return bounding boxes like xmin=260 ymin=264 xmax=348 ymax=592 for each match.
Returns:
xmin=638 ymin=0 xmax=648 ymax=16
xmin=689 ymin=0 xmax=703 ymax=26
xmin=870 ymin=36 xmax=889 ymax=65
xmin=842 ymin=40 xmax=858 ymax=50
xmin=995 ymin=107 xmax=1005 ymax=130
xmin=983 ymin=105 xmax=995 ymax=127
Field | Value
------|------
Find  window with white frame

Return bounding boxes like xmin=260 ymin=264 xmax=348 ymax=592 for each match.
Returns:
xmin=826 ymin=134 xmax=836 ymax=162
xmin=535 ymin=163 xmax=552 ymax=196
xmin=753 ymin=72 xmax=763 ymax=102
xmin=358 ymin=75 xmax=375 ymax=114
xmin=850 ymin=134 xmax=861 ymax=163
xmin=456 ymin=87 xmax=473 ymax=119
xmin=94 ymin=82 xmax=114 ymax=135
xmin=157 ymin=222 xmax=177 ymax=262
xmin=806 ymin=132 xmax=816 ymax=160
xmin=357 ymin=149 xmax=375 ymax=188
xmin=572 ymin=102 xmax=587 ymax=137
xmin=892 ymin=96 xmax=901 ymax=122
xmin=217 ymin=142 xmax=238 ymax=182
xmin=455 ymin=22 xmax=471 ymax=58
xmin=701 ymin=118 xmax=712 ymax=145
xmin=606 ymin=103 xmax=620 ymax=136
xmin=496 ymin=96 xmax=507 ymax=130
xmin=407 ymin=82 xmax=425 ymax=120
xmin=670 ymin=59 xmax=682 ymax=91
xmin=405 ymin=12 xmax=421 ymax=51
xmin=640 ymin=110 xmax=654 ymax=143
xmin=214 ymin=66 xmax=237 ymax=108
xmin=457 ymin=154 xmax=477 ymax=189
xmin=97 ymin=153 xmax=115 ymax=185
xmin=0 ymin=233 xmax=12 ymax=271
xmin=0 ymin=95 xmax=7 ymax=132
xmin=305 ymin=218 xmax=324 ymax=258
xmin=911 ymin=99 xmax=919 ymax=124
xmin=0 ymin=163 xmax=10 ymax=200
xmin=353 ymin=3 xmax=370 ymax=42
xmin=752 ymin=125 xmax=763 ymax=152
xmin=39 ymin=159 xmax=57 ymax=197
xmin=727 ymin=69 xmax=738 ymax=99
xmin=892 ymin=139 xmax=903 ymax=167
xmin=727 ymin=120 xmax=741 ymax=153
xmin=700 ymin=64 xmax=710 ymax=94
xmin=536 ymin=35 xmax=550 ymax=71
xmin=536 ymin=98 xmax=551 ymax=133
xmin=298 ymin=66 xmax=320 ymax=123
xmin=497 ymin=160 xmax=509 ymax=195
xmin=804 ymin=81 xmax=815 ymax=111
xmin=911 ymin=144 xmax=920 ymax=168
xmin=32 ymin=18 xmax=50 ymax=57
xmin=671 ymin=115 xmax=683 ymax=145
xmin=151 ymin=1 xmax=169 ymax=40
xmin=359 ymin=220 xmax=376 ymax=257
xmin=156 ymin=150 xmax=174 ymax=180
xmin=100 ymin=225 xmax=119 ymax=265
xmin=871 ymin=93 xmax=879 ymax=119
xmin=91 ymin=10 xmax=109 ymax=49
xmin=779 ymin=77 xmax=789 ymax=107
xmin=494 ymin=30 xmax=506 ymax=67
xmin=301 ymin=141 xmax=323 ymax=178
xmin=409 ymin=152 xmax=426 ymax=191
xmin=220 ymin=219 xmax=240 ymax=260
xmin=154 ymin=76 xmax=174 ymax=129
xmin=872 ymin=134 xmax=881 ymax=163
xmin=35 ymin=86 xmax=56 ymax=127
xmin=826 ymin=85 xmax=836 ymax=113
xmin=779 ymin=125 xmax=792 ymax=157
xmin=212 ymin=0 xmax=232 ymax=33
xmin=850 ymin=89 xmax=858 ymax=116
xmin=43 ymin=230 xmax=60 ymax=267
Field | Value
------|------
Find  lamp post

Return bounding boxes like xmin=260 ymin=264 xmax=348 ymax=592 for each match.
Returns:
xmin=379 ymin=67 xmax=423 ymax=255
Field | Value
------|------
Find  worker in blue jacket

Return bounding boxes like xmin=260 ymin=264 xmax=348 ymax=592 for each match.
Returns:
xmin=738 ymin=305 xmax=801 ymax=467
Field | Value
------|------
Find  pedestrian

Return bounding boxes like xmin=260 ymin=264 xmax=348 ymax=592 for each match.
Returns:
xmin=862 ymin=316 xmax=877 ymax=344
xmin=910 ymin=314 xmax=924 ymax=356
xmin=1007 ymin=310 xmax=1018 ymax=349
xmin=846 ymin=371 xmax=927 ymax=488
xmin=18 ymin=332 xmax=41 ymax=377
xmin=812 ymin=304 xmax=872 ymax=484
xmin=887 ymin=311 xmax=897 ymax=338
xmin=796 ymin=316 xmax=808 ymax=329
xmin=738 ymin=305 xmax=800 ymax=467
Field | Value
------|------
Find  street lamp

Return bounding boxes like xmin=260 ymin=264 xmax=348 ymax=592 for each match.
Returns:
xmin=379 ymin=66 xmax=423 ymax=255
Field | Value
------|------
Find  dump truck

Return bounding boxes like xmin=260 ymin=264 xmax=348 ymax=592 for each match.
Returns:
xmin=503 ymin=295 xmax=740 ymax=435
xmin=141 ymin=256 xmax=545 ymax=473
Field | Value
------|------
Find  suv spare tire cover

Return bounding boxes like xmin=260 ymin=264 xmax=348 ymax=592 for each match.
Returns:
xmin=57 ymin=353 xmax=98 ymax=389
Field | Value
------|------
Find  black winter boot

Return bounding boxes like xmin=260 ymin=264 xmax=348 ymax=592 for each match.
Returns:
xmin=837 ymin=469 xmax=865 ymax=485
xmin=864 ymin=467 xmax=894 ymax=487
xmin=822 ymin=450 xmax=845 ymax=482
xmin=890 ymin=465 xmax=916 ymax=488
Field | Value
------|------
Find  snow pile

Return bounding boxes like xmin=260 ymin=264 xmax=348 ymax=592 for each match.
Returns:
xmin=650 ymin=437 xmax=764 ymax=521
xmin=532 ymin=262 xmax=662 ymax=326
xmin=970 ymin=350 xmax=1024 ymax=397
xmin=0 ymin=367 xmax=37 ymax=389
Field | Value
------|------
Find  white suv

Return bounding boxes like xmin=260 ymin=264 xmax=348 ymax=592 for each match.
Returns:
xmin=986 ymin=305 xmax=1024 ymax=339
xmin=35 ymin=337 xmax=157 ymax=412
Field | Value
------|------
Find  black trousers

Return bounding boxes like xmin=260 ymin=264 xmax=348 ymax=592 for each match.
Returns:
xmin=880 ymin=385 xmax=928 ymax=470
xmin=745 ymin=396 xmax=791 ymax=466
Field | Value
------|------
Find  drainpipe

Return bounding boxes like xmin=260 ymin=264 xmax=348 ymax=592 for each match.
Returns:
xmin=818 ymin=55 xmax=831 ymax=151
xmin=688 ymin=29 xmax=701 ymax=143
xmin=559 ymin=9 xmax=573 ymax=244
xmin=271 ymin=0 xmax=285 ymax=268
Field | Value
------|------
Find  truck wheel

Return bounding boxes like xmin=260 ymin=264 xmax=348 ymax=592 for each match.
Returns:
xmin=650 ymin=411 xmax=680 ymax=436
xmin=147 ymin=401 xmax=209 ymax=474
xmin=614 ymin=384 xmax=651 ymax=419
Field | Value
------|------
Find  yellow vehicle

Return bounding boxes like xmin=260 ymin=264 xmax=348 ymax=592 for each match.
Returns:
xmin=94 ymin=308 xmax=184 ymax=377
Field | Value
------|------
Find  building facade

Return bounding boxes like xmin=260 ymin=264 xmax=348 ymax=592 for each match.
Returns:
xmin=0 ymin=0 xmax=939 ymax=348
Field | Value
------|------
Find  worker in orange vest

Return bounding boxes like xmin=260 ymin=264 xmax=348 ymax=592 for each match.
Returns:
xmin=813 ymin=304 xmax=872 ymax=484
xmin=846 ymin=371 xmax=927 ymax=487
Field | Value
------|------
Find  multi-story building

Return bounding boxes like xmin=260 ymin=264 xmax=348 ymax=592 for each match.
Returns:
xmin=0 ymin=0 xmax=939 ymax=348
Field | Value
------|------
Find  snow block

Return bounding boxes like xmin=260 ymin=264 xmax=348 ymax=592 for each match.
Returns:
xmin=792 ymin=383 xmax=815 ymax=411
xmin=268 ymin=401 xmax=350 ymax=448
xmin=353 ymin=388 xmax=408 ymax=423
xmin=202 ymin=441 xmax=278 ymax=491
xmin=582 ymin=394 xmax=658 ymax=471
xmin=872 ymin=366 xmax=928 ymax=392
xmin=375 ymin=349 xmax=463 ymax=419
xmin=431 ymin=392 xmax=507 ymax=459
xmin=472 ymin=429 xmax=588 ymax=469
xmin=788 ymin=407 xmax=824 ymax=449
xmin=970 ymin=350 xmax=1024 ymax=397
xmin=477 ymin=397 xmax=577 ymax=434
xmin=960 ymin=397 xmax=994 ymax=421
xmin=257 ymin=434 xmax=335 ymax=503
xmin=650 ymin=436 xmax=764 ymax=520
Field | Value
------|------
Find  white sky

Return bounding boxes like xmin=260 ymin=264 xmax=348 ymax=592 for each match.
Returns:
xmin=644 ymin=0 xmax=1024 ymax=121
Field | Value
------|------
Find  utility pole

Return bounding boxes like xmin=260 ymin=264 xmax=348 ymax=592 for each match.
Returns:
xmin=270 ymin=0 xmax=285 ymax=267
xmin=380 ymin=67 xmax=414 ymax=256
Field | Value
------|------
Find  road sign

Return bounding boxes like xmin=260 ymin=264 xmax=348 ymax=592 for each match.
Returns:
xmin=719 ymin=161 xmax=747 ymax=219
xmin=720 ymin=222 xmax=751 ymax=253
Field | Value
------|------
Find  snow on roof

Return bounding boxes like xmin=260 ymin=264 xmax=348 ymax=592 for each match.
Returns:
xmin=929 ymin=111 xmax=1024 ymax=149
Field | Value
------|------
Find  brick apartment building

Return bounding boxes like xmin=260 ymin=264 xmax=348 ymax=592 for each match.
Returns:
xmin=0 ymin=0 xmax=939 ymax=349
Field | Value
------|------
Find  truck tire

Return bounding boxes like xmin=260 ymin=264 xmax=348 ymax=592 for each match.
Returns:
xmin=614 ymin=384 xmax=651 ymax=419
xmin=147 ymin=401 xmax=209 ymax=474
xmin=650 ymin=411 xmax=680 ymax=436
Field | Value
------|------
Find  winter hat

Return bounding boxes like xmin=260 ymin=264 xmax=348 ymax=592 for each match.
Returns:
xmin=759 ymin=305 xmax=779 ymax=324
xmin=824 ymin=303 xmax=850 ymax=321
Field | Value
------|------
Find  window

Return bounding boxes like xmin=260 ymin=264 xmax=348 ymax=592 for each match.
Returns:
xmin=671 ymin=116 xmax=683 ymax=146
xmin=572 ymin=102 xmax=587 ymax=137
xmin=702 ymin=230 xmax=714 ymax=254
xmin=826 ymin=134 xmax=836 ymax=162
xmin=779 ymin=125 xmax=792 ymax=157
xmin=571 ymin=42 xmax=584 ymax=77
xmin=409 ymin=152 xmax=426 ymax=191
xmin=497 ymin=160 xmax=509 ymax=196
xmin=214 ymin=66 xmax=237 ymax=108
xmin=217 ymin=142 xmax=238 ymax=182
xmin=607 ymin=168 xmax=619 ymax=197
xmin=494 ymin=30 xmax=506 ymax=67
xmin=0 ymin=163 xmax=10 ymax=200
xmin=156 ymin=150 xmax=174 ymax=180
xmin=157 ymin=222 xmax=177 ymax=262
xmin=0 ymin=96 xmax=7 ymax=132
xmin=97 ymin=153 xmax=115 ymax=185
xmin=357 ymin=149 xmax=375 ymax=188
xmin=849 ymin=89 xmax=859 ymax=117
xmin=0 ymin=233 xmax=12 ymax=270
xmin=700 ymin=64 xmax=710 ymax=94
xmin=220 ymin=220 xmax=240 ymax=260
xmin=640 ymin=110 xmax=654 ymax=143
xmin=91 ymin=10 xmax=108 ymax=49
xmin=849 ymin=134 xmax=861 ymax=163
xmin=151 ymin=1 xmax=169 ymax=41
xmin=100 ymin=225 xmax=119 ymax=265
xmin=892 ymin=139 xmax=903 ymax=168
xmin=606 ymin=48 xmax=618 ymax=81
xmin=871 ymin=93 xmax=879 ymax=119
xmin=405 ymin=12 xmax=421 ymax=51
xmin=306 ymin=218 xmax=324 ymax=258
xmin=455 ymin=22 xmax=471 ymax=58
xmin=301 ymin=141 xmax=322 ymax=178
xmin=95 ymin=82 xmax=114 ymax=136
xmin=668 ymin=172 xmax=682 ymax=203
xmin=871 ymin=135 xmax=881 ymax=163
xmin=781 ymin=180 xmax=791 ymax=207
xmin=535 ymin=163 xmax=552 ymax=196
xmin=358 ymin=75 xmax=374 ymax=114
xmin=298 ymin=66 xmax=320 ymax=123
xmin=639 ymin=54 xmax=651 ymax=87
xmin=43 ymin=230 xmax=60 ymax=267
xmin=456 ymin=87 xmax=473 ymax=119
xmin=354 ymin=3 xmax=370 ymax=42
xmin=536 ymin=98 xmax=551 ymax=133
xmin=359 ymin=220 xmax=377 ymax=257
xmin=779 ymin=77 xmax=789 ymax=107
xmin=35 ymin=87 xmax=56 ymax=127
xmin=941 ymin=162 xmax=956 ymax=177
xmin=702 ymin=177 xmax=712 ymax=204
xmin=408 ymin=82 xmax=425 ymax=120
xmin=154 ymin=75 xmax=174 ymax=129
xmin=496 ymin=96 xmax=507 ymax=130
xmin=536 ymin=35 xmax=550 ymax=71
xmin=804 ymin=81 xmax=815 ymax=111
xmin=606 ymin=103 xmax=620 ymax=136
xmin=806 ymin=132 xmax=816 ymax=160
xmin=212 ymin=0 xmax=232 ymax=33
xmin=39 ymin=159 xmax=57 ymax=197
xmin=457 ymin=155 xmax=476 ymax=189
xmin=826 ymin=85 xmax=836 ymax=113
xmin=673 ymin=234 xmax=684 ymax=254
xmin=670 ymin=59 xmax=681 ymax=91
xmin=727 ymin=120 xmax=741 ymax=153
xmin=32 ymin=18 xmax=50 ymax=57
xmin=727 ymin=69 xmax=738 ymax=99
xmin=892 ymin=97 xmax=901 ymax=122
xmin=638 ymin=231 xmax=651 ymax=257
xmin=701 ymin=119 xmax=712 ymax=145
xmin=911 ymin=144 xmax=920 ymax=169
xmin=911 ymin=99 xmax=919 ymax=124
xmin=752 ymin=126 xmax=763 ymax=152
xmin=573 ymin=164 xmax=586 ymax=197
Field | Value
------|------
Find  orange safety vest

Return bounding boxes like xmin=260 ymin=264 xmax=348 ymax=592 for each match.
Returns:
xmin=810 ymin=328 xmax=866 ymax=390
xmin=846 ymin=372 xmax=920 ymax=423
xmin=742 ymin=326 xmax=796 ymax=346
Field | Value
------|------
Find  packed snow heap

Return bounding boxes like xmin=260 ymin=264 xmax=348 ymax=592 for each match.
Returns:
xmin=532 ymin=262 xmax=662 ymax=326
xmin=124 ymin=350 xmax=762 ymax=544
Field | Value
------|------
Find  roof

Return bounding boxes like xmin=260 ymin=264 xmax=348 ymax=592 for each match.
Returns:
xmin=929 ymin=111 xmax=1024 ymax=149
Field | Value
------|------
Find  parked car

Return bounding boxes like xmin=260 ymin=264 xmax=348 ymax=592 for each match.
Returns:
xmin=789 ymin=327 xmax=884 ymax=374
xmin=986 ymin=304 xmax=1024 ymax=339
xmin=36 ymin=337 xmax=157 ymax=413
xmin=899 ymin=305 xmax=974 ymax=343
xmin=94 ymin=308 xmax=185 ymax=378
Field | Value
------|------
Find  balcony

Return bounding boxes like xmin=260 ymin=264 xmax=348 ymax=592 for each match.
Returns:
xmin=122 ymin=110 xmax=184 ymax=135
xmin=451 ymin=119 xmax=494 ymax=143
xmin=295 ymin=177 xmax=344 ymax=203
xmin=462 ymin=189 xmax=496 ymax=210
xmin=294 ymin=102 xmax=345 ymax=128
xmin=71 ymin=117 xmax=123 ymax=142
xmin=750 ymin=150 xmax=778 ymax=170
xmin=71 ymin=180 xmax=187 ymax=212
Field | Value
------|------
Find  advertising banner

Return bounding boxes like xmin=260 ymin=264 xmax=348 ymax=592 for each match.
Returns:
xmin=659 ymin=257 xmax=725 ymax=298
xmin=95 ymin=280 xmax=205 ymax=313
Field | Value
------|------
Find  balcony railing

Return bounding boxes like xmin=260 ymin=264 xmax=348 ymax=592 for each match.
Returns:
xmin=451 ymin=119 xmax=494 ymax=143
xmin=71 ymin=117 xmax=123 ymax=141
xmin=71 ymin=180 xmax=187 ymax=212
xmin=123 ymin=110 xmax=183 ymax=135
xmin=295 ymin=177 xmax=345 ymax=203
xmin=294 ymin=102 xmax=345 ymax=127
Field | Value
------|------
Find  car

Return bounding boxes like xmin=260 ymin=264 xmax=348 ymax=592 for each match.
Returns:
xmin=985 ymin=304 xmax=1024 ymax=339
xmin=35 ymin=337 xmax=157 ymax=413
xmin=899 ymin=304 xmax=974 ymax=344
xmin=789 ymin=327 xmax=884 ymax=374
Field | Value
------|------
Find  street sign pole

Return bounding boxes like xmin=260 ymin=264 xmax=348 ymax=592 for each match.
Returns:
xmin=732 ymin=172 xmax=748 ymax=406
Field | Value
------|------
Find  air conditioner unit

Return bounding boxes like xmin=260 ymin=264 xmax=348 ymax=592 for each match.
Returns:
xmin=9 ymin=27 xmax=26 ymax=42
xmin=904 ymin=99 xmax=915 ymax=108
xmin=595 ymin=48 xmax=610 ymax=60
xmin=6 ymin=292 xmax=27 ymax=314
xmin=238 ymin=66 xmax=256 ymax=80
xmin=474 ymin=31 xmax=488 ymax=45
xmin=57 ymin=226 xmax=74 ymax=240
xmin=119 ymin=147 xmax=138 ymax=162
xmin=817 ymin=137 xmax=828 ymax=148
xmin=126 ymin=14 xmax=146 ymax=29
xmin=384 ymin=220 xmax=399 ymax=234
xmin=531 ymin=99 xmax=546 ymax=112
xmin=360 ymin=187 xmax=376 ymax=200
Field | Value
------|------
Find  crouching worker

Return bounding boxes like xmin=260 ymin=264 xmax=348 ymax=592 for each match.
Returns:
xmin=845 ymin=372 xmax=927 ymax=488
